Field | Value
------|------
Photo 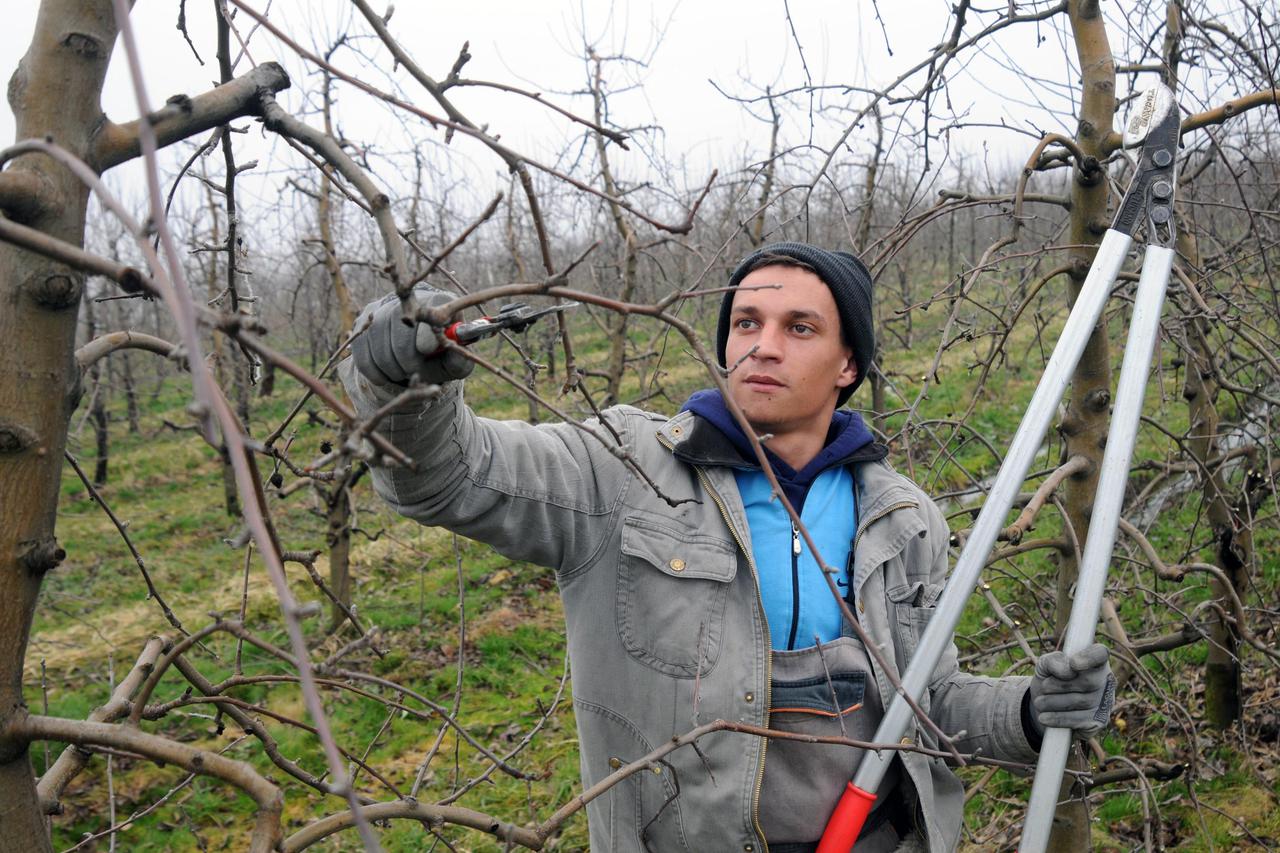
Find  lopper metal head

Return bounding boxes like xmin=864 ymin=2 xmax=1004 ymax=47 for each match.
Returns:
xmin=1112 ymin=84 xmax=1181 ymax=245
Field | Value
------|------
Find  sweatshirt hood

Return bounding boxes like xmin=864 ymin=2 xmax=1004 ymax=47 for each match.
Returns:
xmin=678 ymin=388 xmax=882 ymax=511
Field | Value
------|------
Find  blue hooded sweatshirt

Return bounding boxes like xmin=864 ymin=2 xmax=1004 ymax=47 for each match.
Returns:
xmin=681 ymin=390 xmax=879 ymax=650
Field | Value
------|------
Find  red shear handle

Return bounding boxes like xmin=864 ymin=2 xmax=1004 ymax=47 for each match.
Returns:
xmin=816 ymin=782 xmax=876 ymax=853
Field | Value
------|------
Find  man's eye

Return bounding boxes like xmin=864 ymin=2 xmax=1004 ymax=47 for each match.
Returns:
xmin=793 ymin=324 xmax=814 ymax=335
xmin=734 ymin=318 xmax=758 ymax=330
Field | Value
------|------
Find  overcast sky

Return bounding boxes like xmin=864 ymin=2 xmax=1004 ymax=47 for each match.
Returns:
xmin=0 ymin=1 xmax=1093 ymax=184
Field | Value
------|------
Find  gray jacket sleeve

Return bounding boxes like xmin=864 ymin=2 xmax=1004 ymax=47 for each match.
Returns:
xmin=918 ymin=496 xmax=1040 ymax=767
xmin=340 ymin=360 xmax=629 ymax=574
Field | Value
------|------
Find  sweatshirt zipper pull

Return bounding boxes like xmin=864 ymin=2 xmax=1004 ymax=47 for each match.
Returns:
xmin=792 ymin=523 xmax=801 ymax=556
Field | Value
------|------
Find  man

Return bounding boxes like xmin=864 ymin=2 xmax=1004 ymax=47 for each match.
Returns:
xmin=341 ymin=242 xmax=1113 ymax=852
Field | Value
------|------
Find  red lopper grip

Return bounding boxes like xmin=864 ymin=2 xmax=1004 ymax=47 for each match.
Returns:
xmin=816 ymin=782 xmax=876 ymax=853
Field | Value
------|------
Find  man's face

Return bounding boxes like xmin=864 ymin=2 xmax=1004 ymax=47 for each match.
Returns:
xmin=724 ymin=264 xmax=857 ymax=438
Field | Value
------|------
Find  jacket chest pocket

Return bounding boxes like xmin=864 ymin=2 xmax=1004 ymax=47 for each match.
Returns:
xmin=887 ymin=580 xmax=944 ymax=669
xmin=615 ymin=517 xmax=738 ymax=678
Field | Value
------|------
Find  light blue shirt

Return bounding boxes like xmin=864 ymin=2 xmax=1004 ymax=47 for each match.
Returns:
xmin=734 ymin=466 xmax=857 ymax=650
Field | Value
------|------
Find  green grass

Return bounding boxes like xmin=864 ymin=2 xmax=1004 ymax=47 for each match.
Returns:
xmin=25 ymin=291 xmax=1280 ymax=851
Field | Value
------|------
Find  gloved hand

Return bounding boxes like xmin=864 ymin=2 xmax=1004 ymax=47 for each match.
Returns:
xmin=350 ymin=287 xmax=476 ymax=387
xmin=1028 ymin=642 xmax=1116 ymax=739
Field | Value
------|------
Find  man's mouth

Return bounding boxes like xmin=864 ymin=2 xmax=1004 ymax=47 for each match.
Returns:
xmin=742 ymin=374 xmax=785 ymax=390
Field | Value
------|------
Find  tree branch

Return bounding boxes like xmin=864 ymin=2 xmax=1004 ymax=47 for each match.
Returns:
xmin=0 ymin=199 xmax=412 ymax=468
xmin=35 ymin=637 xmax=168 ymax=814
xmin=75 ymin=331 xmax=180 ymax=372
xmin=0 ymin=213 xmax=148 ymax=293
xmin=1000 ymin=455 xmax=1091 ymax=543
xmin=1181 ymin=89 xmax=1280 ymax=134
xmin=93 ymin=62 xmax=291 ymax=171
xmin=257 ymin=92 xmax=411 ymax=309
xmin=284 ymin=800 xmax=542 ymax=851
xmin=13 ymin=714 xmax=282 ymax=853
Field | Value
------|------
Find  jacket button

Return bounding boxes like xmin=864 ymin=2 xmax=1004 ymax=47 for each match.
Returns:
xmin=669 ymin=558 xmax=686 ymax=572
xmin=744 ymin=692 xmax=754 ymax=703
xmin=609 ymin=757 xmax=622 ymax=769
xmin=858 ymin=599 xmax=865 ymax=613
xmin=744 ymin=845 xmax=755 ymax=852
xmin=900 ymin=736 xmax=913 ymax=746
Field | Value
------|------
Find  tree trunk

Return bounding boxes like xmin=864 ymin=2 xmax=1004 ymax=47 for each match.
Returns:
xmin=860 ymin=105 xmax=886 ymax=430
xmin=91 ymin=400 xmax=109 ymax=486
xmin=1159 ymin=0 xmax=1249 ymax=730
xmin=749 ymin=88 xmax=780 ymax=248
xmin=215 ymin=7 xmax=254 ymax=462
xmin=83 ymin=280 xmax=110 ymax=485
xmin=1178 ymin=214 xmax=1248 ymax=727
xmin=327 ymin=483 xmax=353 ymax=631
xmin=201 ymin=170 xmax=241 ymax=518
xmin=258 ymin=359 xmax=275 ymax=398
xmin=318 ymin=68 xmax=357 ymax=340
xmin=590 ymin=55 xmax=639 ymax=407
xmin=502 ymin=176 xmax=543 ymax=422
xmin=148 ymin=305 xmax=167 ymax=403
xmin=0 ymin=4 xmax=120 ymax=849
xmin=120 ymin=350 xmax=140 ymax=433
xmin=1047 ymin=1 xmax=1119 ymax=849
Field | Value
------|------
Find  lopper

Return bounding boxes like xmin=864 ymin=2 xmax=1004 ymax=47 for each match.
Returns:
xmin=817 ymin=84 xmax=1181 ymax=853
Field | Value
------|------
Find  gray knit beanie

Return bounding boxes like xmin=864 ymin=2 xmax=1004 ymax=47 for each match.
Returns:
xmin=716 ymin=241 xmax=875 ymax=407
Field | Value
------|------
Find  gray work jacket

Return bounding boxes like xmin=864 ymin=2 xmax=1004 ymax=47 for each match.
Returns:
xmin=341 ymin=366 xmax=1039 ymax=853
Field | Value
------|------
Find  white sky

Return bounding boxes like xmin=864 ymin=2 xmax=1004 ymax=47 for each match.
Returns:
xmin=0 ymin=1 xmax=1089 ymax=193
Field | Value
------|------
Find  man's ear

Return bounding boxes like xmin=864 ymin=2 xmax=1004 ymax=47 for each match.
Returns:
xmin=836 ymin=353 xmax=857 ymax=389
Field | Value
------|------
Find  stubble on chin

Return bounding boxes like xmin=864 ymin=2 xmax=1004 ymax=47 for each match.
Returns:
xmin=733 ymin=399 xmax=784 ymax=435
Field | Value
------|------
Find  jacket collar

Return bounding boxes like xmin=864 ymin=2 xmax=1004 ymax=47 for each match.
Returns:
xmin=657 ymin=409 xmax=889 ymax=471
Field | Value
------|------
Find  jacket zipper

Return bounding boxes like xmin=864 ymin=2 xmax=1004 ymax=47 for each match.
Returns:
xmin=851 ymin=499 xmax=917 ymax=559
xmin=786 ymin=523 xmax=801 ymax=651
xmin=659 ymin=430 xmax=772 ymax=852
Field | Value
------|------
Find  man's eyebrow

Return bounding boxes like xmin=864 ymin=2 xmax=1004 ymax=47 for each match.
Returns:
xmin=730 ymin=304 xmax=829 ymax=323
xmin=785 ymin=309 xmax=825 ymax=322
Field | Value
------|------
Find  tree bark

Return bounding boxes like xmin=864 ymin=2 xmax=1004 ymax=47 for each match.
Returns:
xmin=0 ymin=6 xmax=287 ymax=846
xmin=326 ymin=481 xmax=354 ymax=630
xmin=318 ymin=67 xmax=357 ymax=340
xmin=1160 ymin=0 xmax=1249 ymax=730
xmin=1181 ymin=227 xmax=1247 ymax=727
xmin=83 ymin=279 xmax=111 ymax=484
xmin=0 ymin=4 xmax=120 ymax=848
xmin=1048 ymin=1 xmax=1119 ymax=849
xmin=119 ymin=350 xmax=140 ymax=433
xmin=214 ymin=5 xmax=254 ymax=437
xmin=200 ymin=168 xmax=242 ymax=518
xmin=861 ymin=105 xmax=887 ymax=432
xmin=590 ymin=54 xmax=639 ymax=407
xmin=749 ymin=87 xmax=780 ymax=248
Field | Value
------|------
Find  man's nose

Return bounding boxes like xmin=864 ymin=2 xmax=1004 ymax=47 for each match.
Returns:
xmin=751 ymin=323 xmax=784 ymax=360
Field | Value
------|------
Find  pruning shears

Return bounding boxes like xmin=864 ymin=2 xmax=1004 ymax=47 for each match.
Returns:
xmin=1018 ymin=85 xmax=1179 ymax=853
xmin=441 ymin=301 xmax=579 ymax=348
xmin=816 ymin=85 xmax=1181 ymax=853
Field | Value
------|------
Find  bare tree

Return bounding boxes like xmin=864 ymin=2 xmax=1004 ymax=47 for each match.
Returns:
xmin=1 ymin=2 xmax=1277 ymax=851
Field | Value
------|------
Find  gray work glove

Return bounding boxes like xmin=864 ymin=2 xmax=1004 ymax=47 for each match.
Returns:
xmin=350 ymin=287 xmax=475 ymax=387
xmin=1028 ymin=642 xmax=1116 ymax=739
